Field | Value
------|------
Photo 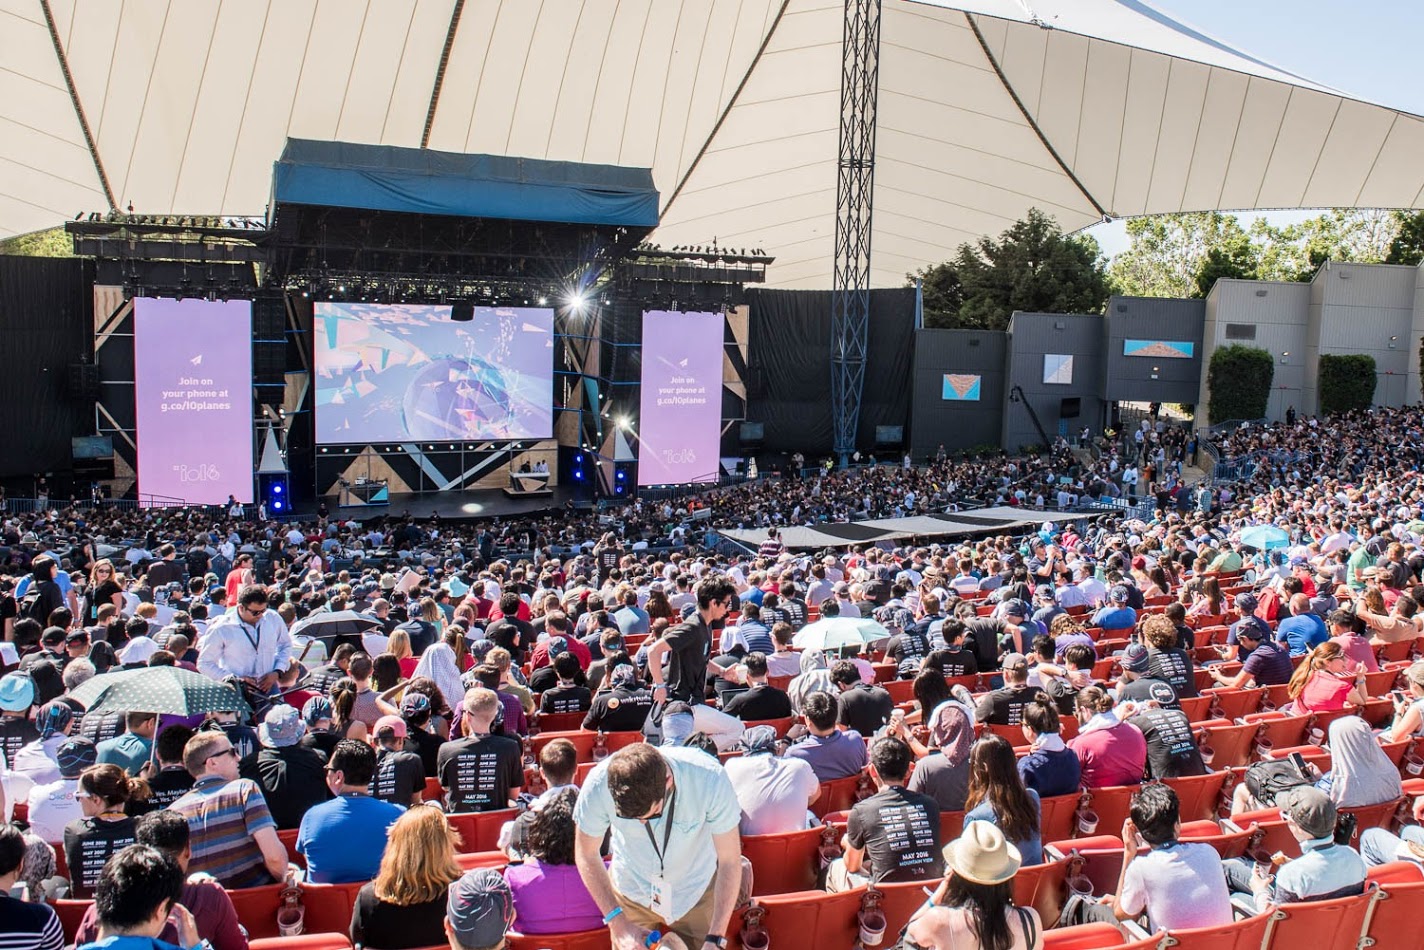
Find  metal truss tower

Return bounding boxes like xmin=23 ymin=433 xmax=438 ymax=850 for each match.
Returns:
xmin=830 ymin=0 xmax=882 ymax=465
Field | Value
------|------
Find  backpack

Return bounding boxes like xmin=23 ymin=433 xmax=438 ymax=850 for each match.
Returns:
xmin=20 ymin=580 xmax=56 ymax=622
xmin=1244 ymin=757 xmax=1311 ymax=807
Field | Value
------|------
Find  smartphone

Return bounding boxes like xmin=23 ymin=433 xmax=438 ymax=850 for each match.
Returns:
xmin=1288 ymin=751 xmax=1309 ymax=774
xmin=1392 ymin=690 xmax=1408 ymax=704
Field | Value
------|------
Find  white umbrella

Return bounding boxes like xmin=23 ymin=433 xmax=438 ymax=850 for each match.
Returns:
xmin=792 ymin=617 xmax=889 ymax=652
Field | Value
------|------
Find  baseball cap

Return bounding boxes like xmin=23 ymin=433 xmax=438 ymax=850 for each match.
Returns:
xmin=400 ymin=692 xmax=432 ymax=719
xmin=1121 ymin=643 xmax=1151 ymax=674
xmin=1280 ymin=786 xmax=1336 ymax=839
xmin=446 ymin=869 xmax=514 ymax=949
xmin=65 ymin=629 xmax=89 ymax=644
xmin=373 ymin=715 xmax=408 ymax=739
xmin=1235 ymin=592 xmax=1258 ymax=613
xmin=1289 ymin=556 xmax=1309 ymax=568
xmin=1109 ymin=585 xmax=1130 ymax=604
xmin=41 ymin=626 xmax=66 ymax=646
xmin=57 ymin=737 xmax=98 ymax=778
xmin=0 ymin=672 xmax=35 ymax=713
xmin=1002 ymin=600 xmax=1029 ymax=619
xmin=679 ymin=603 xmax=698 ymax=619
xmin=999 ymin=652 xmax=1028 ymax=671
xmin=546 ymin=637 xmax=569 ymax=659
xmin=259 ymin=704 xmax=306 ymax=748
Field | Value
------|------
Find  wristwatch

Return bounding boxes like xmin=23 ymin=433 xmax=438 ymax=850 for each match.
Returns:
xmin=705 ymin=937 xmax=727 ymax=948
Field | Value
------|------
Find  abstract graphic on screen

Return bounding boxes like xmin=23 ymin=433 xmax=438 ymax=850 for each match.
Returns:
xmin=133 ymin=298 xmax=254 ymax=505
xmin=315 ymin=303 xmax=553 ymax=443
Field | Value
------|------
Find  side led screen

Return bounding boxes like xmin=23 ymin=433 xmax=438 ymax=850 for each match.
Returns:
xmin=133 ymin=297 xmax=254 ymax=504
xmin=638 ymin=310 xmax=723 ymax=486
xmin=314 ymin=303 xmax=554 ymax=443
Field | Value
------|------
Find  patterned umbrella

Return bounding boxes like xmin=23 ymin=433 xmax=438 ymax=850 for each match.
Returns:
xmin=67 ymin=665 xmax=250 ymax=717
xmin=290 ymin=609 xmax=382 ymax=639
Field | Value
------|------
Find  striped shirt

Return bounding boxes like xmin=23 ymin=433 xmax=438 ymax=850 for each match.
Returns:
xmin=0 ymin=895 xmax=64 ymax=950
xmin=168 ymin=775 xmax=276 ymax=888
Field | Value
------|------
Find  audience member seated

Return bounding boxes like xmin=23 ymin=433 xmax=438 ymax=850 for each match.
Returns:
xmin=1324 ymin=715 xmax=1403 ymax=807
xmin=240 ymin=704 xmax=331 ymax=830
xmin=298 ymin=738 xmax=405 ymax=883
xmin=1113 ymin=644 xmax=1179 ymax=709
xmin=443 ymin=868 xmax=515 ymax=950
xmin=788 ymin=649 xmax=836 ymax=716
xmin=899 ymin=698 xmax=973 ymax=812
xmin=94 ymin=712 xmax=157 ymax=777
xmin=439 ymin=687 xmax=524 ymax=812
xmin=63 ymin=763 xmax=146 ymax=897
xmin=169 ymin=730 xmax=287 ymax=888
xmin=828 ymin=736 xmax=942 ymax=890
xmin=784 ymin=691 xmax=867 ymax=782
xmin=371 ymin=715 xmax=426 ymax=807
xmin=131 ymin=725 xmax=196 ymax=815
xmin=351 ymin=805 xmax=465 ymax=950
xmin=1287 ymin=642 xmax=1368 ymax=715
xmin=720 ymin=652 xmax=793 ymax=721
xmin=1124 ymin=694 xmax=1206 ymax=780
xmin=1067 ymin=687 xmax=1147 ymax=789
xmin=1141 ymin=614 xmax=1198 ymax=699
xmin=964 ymin=735 xmax=1042 ymax=865
xmin=1383 ymin=659 xmax=1424 ymax=741
xmin=1016 ymin=693 xmax=1080 ymax=798
xmin=1277 ymin=593 xmax=1330 ymax=656
xmin=75 ymin=810 xmax=247 ymax=950
xmin=0 ymin=823 xmax=63 ymax=950
xmin=75 ymin=844 xmax=201 ymax=950
xmin=1036 ymin=643 xmax=1096 ymax=714
xmin=500 ymin=738 xmax=579 ymax=859
xmin=830 ymin=660 xmax=893 ymax=736
xmin=25 ymin=736 xmax=94 ymax=843
xmin=1223 ymin=786 xmax=1366 ymax=909
xmin=903 ymin=823 xmax=1043 ymax=950
xmin=1208 ymin=623 xmax=1292 ymax=689
xmin=503 ymin=787 xmax=603 ymax=933
xmin=581 ymin=664 xmax=654 ymax=733
xmin=975 ymin=654 xmax=1036 ymax=725
xmin=724 ymin=725 xmax=820 ymax=835
xmin=538 ymin=652 xmax=592 ymax=715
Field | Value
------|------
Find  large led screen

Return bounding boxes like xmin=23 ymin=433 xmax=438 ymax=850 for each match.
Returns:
xmin=637 ymin=310 xmax=723 ymax=486
xmin=133 ymin=298 xmax=254 ymax=504
xmin=314 ymin=303 xmax=554 ymax=443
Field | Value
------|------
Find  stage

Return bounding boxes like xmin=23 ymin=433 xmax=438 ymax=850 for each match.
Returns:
xmin=290 ymin=483 xmax=583 ymax=522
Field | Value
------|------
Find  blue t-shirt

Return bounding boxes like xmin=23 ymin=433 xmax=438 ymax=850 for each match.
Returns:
xmin=1091 ymin=606 xmax=1137 ymax=631
xmin=1276 ymin=613 xmax=1329 ymax=656
xmin=297 ymin=794 xmax=406 ymax=883
xmin=966 ymin=787 xmax=1042 ymax=865
xmin=80 ymin=938 xmax=185 ymax=950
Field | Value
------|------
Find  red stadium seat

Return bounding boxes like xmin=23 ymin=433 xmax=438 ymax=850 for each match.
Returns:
xmin=1226 ymin=807 xmax=1301 ymax=860
xmin=1240 ymin=711 xmax=1309 ymax=758
xmin=447 ymin=808 xmax=520 ymax=853
xmin=1366 ymin=861 xmax=1424 ymax=886
xmin=422 ymin=776 xmax=443 ymax=801
xmin=740 ymin=826 xmax=825 ymax=895
xmin=1177 ymin=819 xmax=1253 ymax=859
xmin=507 ymin=930 xmax=618 ymax=950
xmin=810 ymin=771 xmax=870 ymax=818
xmin=869 ymin=879 xmax=935 ymax=943
xmin=1337 ymin=798 xmax=1405 ymax=847
xmin=1193 ymin=719 xmax=1257 ymax=769
xmin=1039 ymin=793 xmax=1083 ymax=843
xmin=1042 ymin=922 xmax=1160 ymax=949
xmin=1012 ymin=854 xmax=1073 ymax=930
xmin=1159 ymin=911 xmax=1271 ymax=950
xmin=987 ymin=722 xmax=1032 ymax=748
xmin=1080 ymin=785 xmax=1139 ymax=840
xmin=51 ymin=899 xmax=93 ymax=944
xmin=278 ymin=828 xmax=305 ymax=868
xmin=741 ymin=717 xmax=796 ymax=737
xmin=1202 ymin=687 xmax=1264 ymax=721
xmin=1045 ymin=835 xmax=1128 ymax=896
xmin=1362 ymin=879 xmax=1424 ymax=950
xmin=730 ymin=887 xmax=866 ymax=950
xmin=1264 ymin=744 xmax=1331 ymax=775
xmin=1162 ymin=772 xmax=1229 ymax=822
xmin=1258 ymin=889 xmax=1375 ymax=950
xmin=455 ymin=851 xmax=509 ymax=871
xmin=1178 ymin=695 xmax=1213 ymax=723
xmin=940 ymin=810 xmax=965 ymax=842
xmin=530 ymin=730 xmax=598 ymax=760
xmin=883 ymin=680 xmax=915 ymax=704
xmin=226 ymin=884 xmax=288 ymax=940
xmin=1378 ymin=640 xmax=1415 ymax=664
xmin=249 ymin=936 xmax=353 ymax=950
xmin=533 ymin=711 xmax=586 ymax=732
xmin=297 ymin=882 xmax=366 ymax=936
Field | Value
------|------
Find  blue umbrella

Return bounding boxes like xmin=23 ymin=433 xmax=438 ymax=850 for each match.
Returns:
xmin=1239 ymin=524 xmax=1290 ymax=550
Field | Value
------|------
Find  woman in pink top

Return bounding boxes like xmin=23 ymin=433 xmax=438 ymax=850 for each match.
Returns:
xmin=1066 ymin=687 xmax=1147 ymax=789
xmin=1328 ymin=609 xmax=1379 ymax=673
xmin=1286 ymin=641 xmax=1367 ymax=714
xmin=502 ymin=788 xmax=603 ymax=934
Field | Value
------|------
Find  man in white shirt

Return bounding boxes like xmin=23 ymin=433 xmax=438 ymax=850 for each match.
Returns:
xmin=724 ymin=726 xmax=819 ymax=835
xmin=198 ymin=586 xmax=293 ymax=692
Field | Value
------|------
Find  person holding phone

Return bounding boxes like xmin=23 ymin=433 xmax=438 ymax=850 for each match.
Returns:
xmin=1285 ymin=642 xmax=1367 ymax=714
xmin=1382 ymin=661 xmax=1424 ymax=742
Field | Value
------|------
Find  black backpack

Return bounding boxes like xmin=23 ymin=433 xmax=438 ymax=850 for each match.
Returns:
xmin=20 ymin=580 xmax=57 ymax=622
xmin=1244 ymin=757 xmax=1311 ymax=806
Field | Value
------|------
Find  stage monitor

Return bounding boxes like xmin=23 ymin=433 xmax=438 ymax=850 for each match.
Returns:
xmin=133 ymin=297 xmax=254 ymax=504
xmin=638 ymin=310 xmax=723 ymax=486
xmin=739 ymin=422 xmax=764 ymax=443
xmin=71 ymin=436 xmax=113 ymax=460
xmin=314 ymin=302 xmax=554 ymax=443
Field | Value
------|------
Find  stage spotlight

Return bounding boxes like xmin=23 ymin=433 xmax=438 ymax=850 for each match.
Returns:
xmin=537 ymin=296 xmax=548 ymax=306
xmin=565 ymin=291 xmax=589 ymax=311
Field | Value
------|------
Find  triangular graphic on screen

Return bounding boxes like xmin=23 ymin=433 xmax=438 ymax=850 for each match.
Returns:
xmin=943 ymin=374 xmax=981 ymax=400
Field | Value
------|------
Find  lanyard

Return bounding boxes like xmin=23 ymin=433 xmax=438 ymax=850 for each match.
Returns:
xmin=643 ymin=789 xmax=677 ymax=873
xmin=239 ymin=618 xmax=261 ymax=655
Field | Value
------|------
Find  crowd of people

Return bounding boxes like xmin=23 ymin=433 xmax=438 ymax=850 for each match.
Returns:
xmin=2 ymin=405 xmax=1424 ymax=949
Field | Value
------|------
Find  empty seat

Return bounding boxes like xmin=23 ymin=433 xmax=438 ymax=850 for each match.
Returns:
xmin=1258 ymin=889 xmax=1375 ymax=950
xmin=51 ymin=899 xmax=93 ymax=944
xmin=1080 ymin=785 xmax=1139 ymax=840
xmin=740 ymin=826 xmax=825 ymax=895
xmin=226 ymin=884 xmax=288 ymax=940
xmin=810 ymin=771 xmax=870 ymax=818
xmin=1192 ymin=719 xmax=1257 ymax=769
xmin=730 ymin=886 xmax=867 ymax=950
xmin=1162 ymin=772 xmax=1229 ymax=822
xmin=447 ymin=808 xmax=520 ymax=853
xmin=1177 ymin=819 xmax=1253 ymax=859
xmin=1159 ymin=910 xmax=1271 ymax=950
xmin=1362 ymin=879 xmax=1424 ymax=950
xmin=1042 ymin=922 xmax=1159 ymax=949
xmin=533 ymin=711 xmax=587 ymax=732
xmin=249 ymin=935 xmax=353 ymax=950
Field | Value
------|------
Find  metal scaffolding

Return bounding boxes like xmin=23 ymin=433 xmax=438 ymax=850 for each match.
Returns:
xmin=830 ymin=0 xmax=882 ymax=466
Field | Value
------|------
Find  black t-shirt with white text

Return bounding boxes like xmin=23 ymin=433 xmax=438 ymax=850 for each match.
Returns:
xmin=436 ymin=733 xmax=522 ymax=812
xmin=582 ymin=687 xmax=655 ymax=732
xmin=372 ymin=748 xmax=426 ymax=805
xmin=63 ymin=816 xmax=136 ymax=897
xmin=1131 ymin=707 xmax=1206 ymax=779
xmin=540 ymin=684 xmax=593 ymax=714
xmin=847 ymin=785 xmax=943 ymax=882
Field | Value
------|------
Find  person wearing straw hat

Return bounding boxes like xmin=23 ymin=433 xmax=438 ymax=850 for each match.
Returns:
xmin=903 ymin=823 xmax=1042 ymax=950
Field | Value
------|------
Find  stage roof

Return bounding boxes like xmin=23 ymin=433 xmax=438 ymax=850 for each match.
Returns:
xmin=7 ymin=0 xmax=1424 ymax=287
xmin=271 ymin=139 xmax=659 ymax=227
xmin=717 ymin=505 xmax=1075 ymax=549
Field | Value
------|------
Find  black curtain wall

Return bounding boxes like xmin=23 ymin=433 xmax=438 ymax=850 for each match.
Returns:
xmin=0 ymin=255 xmax=94 ymax=477
xmin=745 ymin=287 xmax=915 ymax=455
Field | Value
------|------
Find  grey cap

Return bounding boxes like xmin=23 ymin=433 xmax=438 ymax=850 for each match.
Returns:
xmin=1280 ymin=785 xmax=1336 ymax=840
xmin=1235 ymin=592 xmax=1258 ymax=613
xmin=1121 ymin=643 xmax=1151 ymax=674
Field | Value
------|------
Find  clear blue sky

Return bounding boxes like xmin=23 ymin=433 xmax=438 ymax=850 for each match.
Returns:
xmin=1083 ymin=0 xmax=1424 ymax=257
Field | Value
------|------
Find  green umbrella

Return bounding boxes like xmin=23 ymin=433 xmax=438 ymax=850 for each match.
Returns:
xmin=792 ymin=616 xmax=890 ymax=652
xmin=68 ymin=665 xmax=250 ymax=717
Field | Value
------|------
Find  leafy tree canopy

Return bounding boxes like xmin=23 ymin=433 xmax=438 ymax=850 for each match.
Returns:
xmin=0 ymin=226 xmax=73 ymax=258
xmin=909 ymin=208 xmax=1111 ymax=331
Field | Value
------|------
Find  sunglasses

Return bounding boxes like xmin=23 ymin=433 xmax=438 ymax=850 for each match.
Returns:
xmin=206 ymin=747 xmax=238 ymax=762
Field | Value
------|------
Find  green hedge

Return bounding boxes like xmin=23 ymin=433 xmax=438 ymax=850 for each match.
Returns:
xmin=1207 ymin=344 xmax=1274 ymax=424
xmin=1318 ymin=354 xmax=1377 ymax=415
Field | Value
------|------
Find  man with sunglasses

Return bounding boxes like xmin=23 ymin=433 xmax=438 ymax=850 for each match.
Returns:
xmin=198 ymin=585 xmax=293 ymax=694
xmin=168 ymin=731 xmax=289 ymax=888
xmin=573 ymin=743 xmax=741 ymax=950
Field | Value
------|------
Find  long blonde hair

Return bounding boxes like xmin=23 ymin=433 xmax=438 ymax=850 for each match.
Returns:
xmin=1287 ymin=640 xmax=1345 ymax=700
xmin=387 ymin=629 xmax=413 ymax=661
xmin=373 ymin=806 xmax=462 ymax=905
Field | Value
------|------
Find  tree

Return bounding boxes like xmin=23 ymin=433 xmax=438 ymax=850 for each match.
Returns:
xmin=0 ymin=226 xmax=73 ymax=258
xmin=1253 ymin=210 xmax=1394 ymax=282
xmin=1109 ymin=212 xmax=1254 ymax=298
xmin=1387 ymin=210 xmax=1424 ymax=266
xmin=909 ymin=208 xmax=1110 ymax=331
xmin=1206 ymin=344 xmax=1273 ymax=424
xmin=1317 ymin=354 xmax=1377 ymax=414
xmin=1193 ymin=243 xmax=1256 ymax=297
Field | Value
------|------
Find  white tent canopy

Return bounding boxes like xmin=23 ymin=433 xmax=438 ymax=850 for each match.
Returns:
xmin=5 ymin=0 xmax=1423 ymax=287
